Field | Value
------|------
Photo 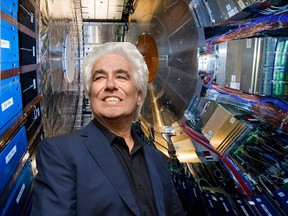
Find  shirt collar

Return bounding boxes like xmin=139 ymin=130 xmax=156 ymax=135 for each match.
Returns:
xmin=92 ymin=118 xmax=145 ymax=151
xmin=92 ymin=118 xmax=116 ymax=144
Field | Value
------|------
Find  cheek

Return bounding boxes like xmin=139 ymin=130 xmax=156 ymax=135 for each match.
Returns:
xmin=90 ymin=83 xmax=102 ymax=96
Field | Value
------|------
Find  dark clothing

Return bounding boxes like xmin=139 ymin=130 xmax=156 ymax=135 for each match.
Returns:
xmin=31 ymin=119 xmax=185 ymax=216
xmin=93 ymin=119 xmax=157 ymax=215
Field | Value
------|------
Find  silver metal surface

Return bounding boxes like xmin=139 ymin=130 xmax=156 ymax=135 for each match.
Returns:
xmin=126 ymin=0 xmax=203 ymax=128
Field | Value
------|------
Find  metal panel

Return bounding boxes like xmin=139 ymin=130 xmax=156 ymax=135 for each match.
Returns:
xmin=0 ymin=0 xmax=18 ymax=19
xmin=0 ymin=21 xmax=19 ymax=71
xmin=25 ymin=103 xmax=42 ymax=143
xmin=272 ymin=188 xmax=288 ymax=215
xmin=185 ymin=96 xmax=219 ymax=131
xmin=218 ymin=38 xmax=263 ymax=94
xmin=0 ymin=76 xmax=23 ymax=131
xmin=18 ymin=31 xmax=36 ymax=66
xmin=0 ymin=158 xmax=34 ymax=216
xmin=189 ymin=0 xmax=214 ymax=27
xmin=230 ymin=196 xmax=257 ymax=215
xmin=126 ymin=0 xmax=202 ymax=128
xmin=201 ymin=104 xmax=247 ymax=152
xmin=18 ymin=0 xmax=36 ymax=32
xmin=20 ymin=70 xmax=38 ymax=107
xmin=201 ymin=190 xmax=237 ymax=216
xmin=205 ymin=0 xmax=257 ymax=24
xmin=225 ymin=39 xmax=245 ymax=91
xmin=241 ymin=38 xmax=259 ymax=93
xmin=83 ymin=23 xmax=124 ymax=47
xmin=251 ymin=194 xmax=284 ymax=216
xmin=219 ymin=37 xmax=287 ymax=96
xmin=0 ymin=126 xmax=28 ymax=195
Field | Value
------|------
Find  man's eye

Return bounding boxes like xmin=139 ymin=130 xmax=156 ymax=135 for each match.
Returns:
xmin=93 ymin=75 xmax=105 ymax=81
xmin=117 ymin=75 xmax=128 ymax=80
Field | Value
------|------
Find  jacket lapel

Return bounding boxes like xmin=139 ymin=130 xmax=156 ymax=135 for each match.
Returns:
xmin=144 ymin=147 xmax=166 ymax=216
xmin=80 ymin=121 xmax=141 ymax=216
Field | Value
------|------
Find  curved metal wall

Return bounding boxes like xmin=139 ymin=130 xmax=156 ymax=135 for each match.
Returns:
xmin=39 ymin=0 xmax=81 ymax=137
xmin=126 ymin=0 xmax=203 ymax=127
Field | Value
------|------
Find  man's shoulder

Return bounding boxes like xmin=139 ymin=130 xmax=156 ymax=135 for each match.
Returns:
xmin=42 ymin=120 xmax=99 ymax=144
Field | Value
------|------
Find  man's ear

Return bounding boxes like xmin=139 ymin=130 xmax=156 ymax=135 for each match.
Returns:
xmin=137 ymin=91 xmax=142 ymax=106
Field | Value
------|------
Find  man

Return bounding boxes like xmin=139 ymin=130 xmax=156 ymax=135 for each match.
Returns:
xmin=31 ymin=42 xmax=185 ymax=216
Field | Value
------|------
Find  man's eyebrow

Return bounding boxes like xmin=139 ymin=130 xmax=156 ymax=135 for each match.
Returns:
xmin=92 ymin=68 xmax=130 ymax=80
xmin=93 ymin=69 xmax=105 ymax=74
xmin=115 ymin=69 xmax=129 ymax=74
xmin=93 ymin=69 xmax=128 ymax=74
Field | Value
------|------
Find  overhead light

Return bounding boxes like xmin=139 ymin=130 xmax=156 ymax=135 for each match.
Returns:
xmin=81 ymin=0 xmax=125 ymax=20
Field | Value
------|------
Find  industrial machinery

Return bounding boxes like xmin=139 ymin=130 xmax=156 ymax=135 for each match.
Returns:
xmin=1 ymin=0 xmax=288 ymax=215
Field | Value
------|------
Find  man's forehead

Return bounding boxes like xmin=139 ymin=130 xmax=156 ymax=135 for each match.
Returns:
xmin=93 ymin=54 xmax=133 ymax=72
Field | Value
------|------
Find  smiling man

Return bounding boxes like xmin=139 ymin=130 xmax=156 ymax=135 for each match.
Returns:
xmin=31 ymin=42 xmax=185 ymax=216
xmin=89 ymin=54 xmax=142 ymax=151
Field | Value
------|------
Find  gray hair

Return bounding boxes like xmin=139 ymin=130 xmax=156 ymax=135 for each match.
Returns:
xmin=82 ymin=42 xmax=148 ymax=122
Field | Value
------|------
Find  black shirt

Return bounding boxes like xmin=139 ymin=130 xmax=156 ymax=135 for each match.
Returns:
xmin=93 ymin=119 xmax=157 ymax=216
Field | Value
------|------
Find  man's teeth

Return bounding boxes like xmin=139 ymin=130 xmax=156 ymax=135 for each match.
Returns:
xmin=105 ymin=97 xmax=120 ymax=102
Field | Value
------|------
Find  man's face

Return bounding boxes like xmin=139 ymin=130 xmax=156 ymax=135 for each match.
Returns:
xmin=90 ymin=54 xmax=142 ymax=122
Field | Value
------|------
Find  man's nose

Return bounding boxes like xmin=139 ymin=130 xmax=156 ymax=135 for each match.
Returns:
xmin=105 ymin=76 xmax=117 ymax=90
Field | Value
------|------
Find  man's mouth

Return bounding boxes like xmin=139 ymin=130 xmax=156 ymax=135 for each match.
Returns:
xmin=104 ymin=97 xmax=122 ymax=102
